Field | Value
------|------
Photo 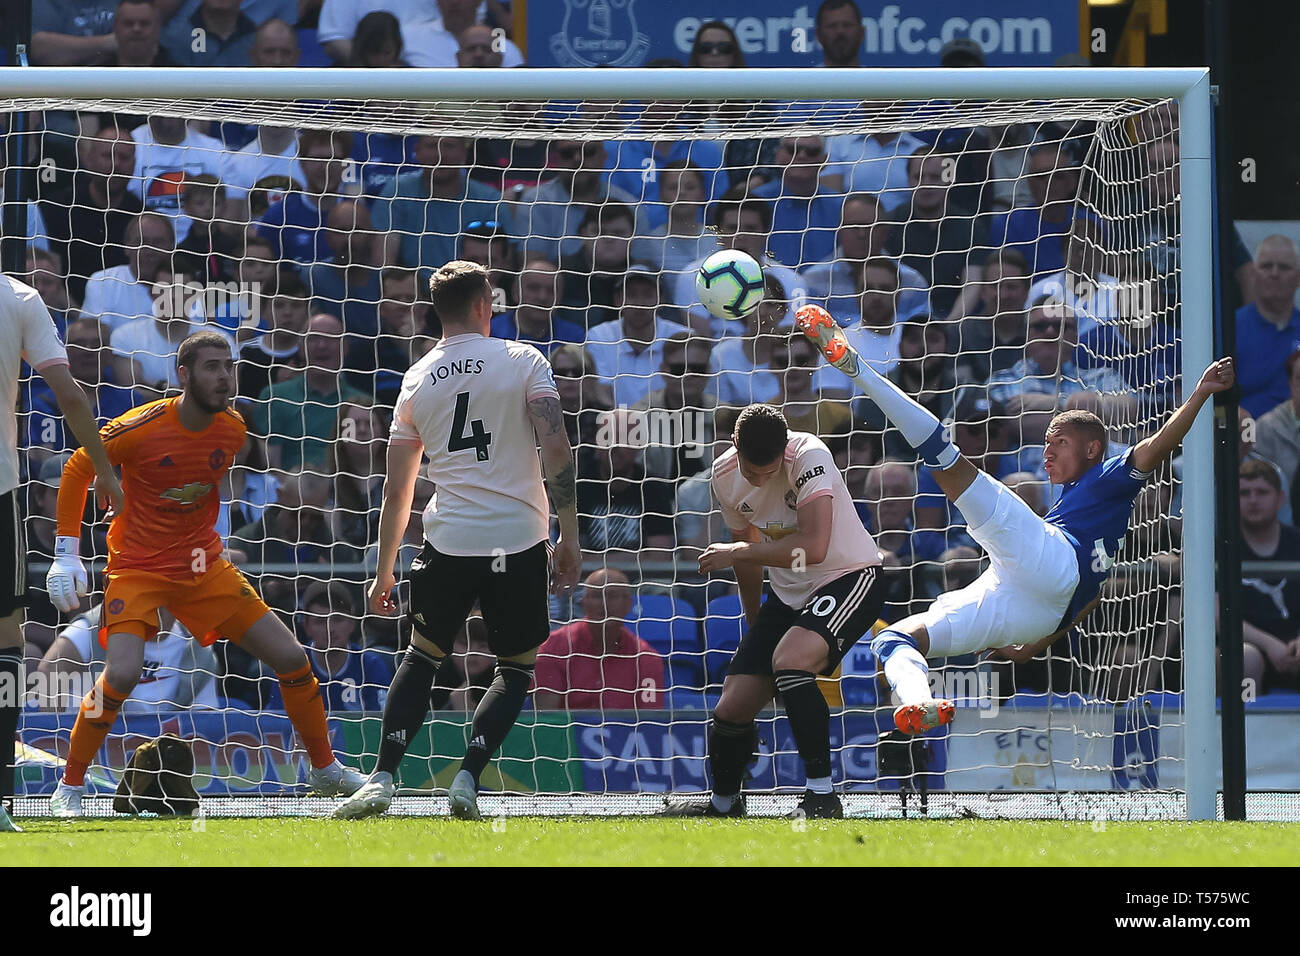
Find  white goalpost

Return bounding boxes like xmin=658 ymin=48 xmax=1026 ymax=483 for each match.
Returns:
xmin=3 ymin=65 xmax=1222 ymax=820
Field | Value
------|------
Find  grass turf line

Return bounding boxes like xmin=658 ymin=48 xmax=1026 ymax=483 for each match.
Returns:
xmin=3 ymin=819 xmax=1298 ymax=866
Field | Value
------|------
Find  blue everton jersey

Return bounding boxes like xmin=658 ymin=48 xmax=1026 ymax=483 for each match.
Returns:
xmin=1044 ymin=450 xmax=1153 ymax=619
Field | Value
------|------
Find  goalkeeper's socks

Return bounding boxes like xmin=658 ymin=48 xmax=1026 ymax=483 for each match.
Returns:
xmin=277 ymin=664 xmax=334 ymax=769
xmin=774 ymin=670 xmax=833 ymax=784
xmin=0 ymin=649 xmax=20 ymax=800
xmin=376 ymin=644 xmax=442 ymax=775
xmin=708 ymin=715 xmax=756 ymax=802
xmin=846 ymin=360 xmax=959 ymax=470
xmin=65 ymin=675 xmax=130 ymax=787
xmin=459 ymin=660 xmax=533 ymax=783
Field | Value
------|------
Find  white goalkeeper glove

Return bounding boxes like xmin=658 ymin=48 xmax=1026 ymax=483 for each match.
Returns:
xmin=46 ymin=536 xmax=88 ymax=614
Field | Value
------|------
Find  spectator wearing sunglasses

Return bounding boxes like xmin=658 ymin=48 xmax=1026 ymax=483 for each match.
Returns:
xmin=751 ymin=135 xmax=843 ymax=269
xmin=689 ymin=21 xmax=746 ymax=67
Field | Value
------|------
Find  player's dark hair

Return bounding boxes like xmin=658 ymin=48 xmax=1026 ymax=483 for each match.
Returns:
xmin=428 ymin=260 xmax=492 ymax=324
xmin=1049 ymin=409 xmax=1106 ymax=456
xmin=734 ymin=404 xmax=788 ymax=466
xmin=1240 ymin=457 xmax=1283 ymax=492
xmin=177 ymin=331 xmax=233 ymax=371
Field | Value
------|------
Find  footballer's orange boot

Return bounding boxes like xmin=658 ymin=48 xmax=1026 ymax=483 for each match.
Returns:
xmin=795 ymin=304 xmax=859 ymax=377
xmin=893 ymin=699 xmax=956 ymax=735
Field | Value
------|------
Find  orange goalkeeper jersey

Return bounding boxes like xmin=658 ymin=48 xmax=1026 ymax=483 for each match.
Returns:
xmin=57 ymin=397 xmax=247 ymax=579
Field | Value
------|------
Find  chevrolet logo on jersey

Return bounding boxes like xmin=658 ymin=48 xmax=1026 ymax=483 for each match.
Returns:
xmin=759 ymin=522 xmax=799 ymax=541
xmin=159 ymin=482 xmax=214 ymax=505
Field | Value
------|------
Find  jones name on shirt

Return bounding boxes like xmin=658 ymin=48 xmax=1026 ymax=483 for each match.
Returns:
xmin=428 ymin=358 xmax=487 ymax=384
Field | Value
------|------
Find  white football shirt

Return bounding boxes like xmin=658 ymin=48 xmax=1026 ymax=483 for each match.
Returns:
xmin=711 ymin=431 xmax=881 ymax=608
xmin=62 ymin=607 xmax=220 ymax=713
xmin=391 ymin=333 xmax=559 ymax=556
xmin=1 ymin=275 xmax=68 ymax=496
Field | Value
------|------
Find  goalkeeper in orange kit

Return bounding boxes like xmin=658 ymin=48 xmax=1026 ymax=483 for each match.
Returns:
xmin=45 ymin=331 xmax=364 ymax=815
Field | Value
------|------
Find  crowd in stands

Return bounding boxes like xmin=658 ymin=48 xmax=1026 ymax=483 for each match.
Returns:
xmin=15 ymin=0 xmax=1300 ymax=711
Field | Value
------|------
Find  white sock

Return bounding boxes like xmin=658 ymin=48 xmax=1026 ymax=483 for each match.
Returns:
xmin=806 ymin=775 xmax=833 ymax=795
xmin=884 ymin=644 xmax=934 ymax=706
xmin=846 ymin=361 xmax=958 ymax=468
xmin=711 ymin=793 xmax=737 ymax=812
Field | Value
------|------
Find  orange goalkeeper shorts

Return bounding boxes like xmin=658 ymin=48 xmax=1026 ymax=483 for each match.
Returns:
xmin=99 ymin=558 xmax=271 ymax=648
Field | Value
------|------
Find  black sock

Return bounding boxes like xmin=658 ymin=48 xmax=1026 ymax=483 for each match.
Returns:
xmin=775 ymin=670 xmax=832 ymax=782
xmin=709 ymin=715 xmax=756 ymax=798
xmin=0 ymin=649 xmax=21 ymax=805
xmin=429 ymin=655 xmax=465 ymax=711
xmin=460 ymin=661 xmax=533 ymax=784
xmin=375 ymin=644 xmax=442 ymax=776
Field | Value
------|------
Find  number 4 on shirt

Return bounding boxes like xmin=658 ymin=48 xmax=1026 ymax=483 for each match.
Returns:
xmin=448 ymin=391 xmax=492 ymax=462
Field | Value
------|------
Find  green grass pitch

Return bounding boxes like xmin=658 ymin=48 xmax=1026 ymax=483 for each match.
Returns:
xmin=4 ymin=818 xmax=1298 ymax=866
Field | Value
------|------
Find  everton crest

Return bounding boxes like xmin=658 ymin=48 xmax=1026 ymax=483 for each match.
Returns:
xmin=550 ymin=0 xmax=650 ymax=68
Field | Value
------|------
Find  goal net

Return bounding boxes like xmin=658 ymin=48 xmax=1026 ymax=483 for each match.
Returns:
xmin=6 ymin=67 xmax=1226 ymax=820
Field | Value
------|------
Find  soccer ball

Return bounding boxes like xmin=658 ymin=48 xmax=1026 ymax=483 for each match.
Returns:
xmin=696 ymin=249 xmax=765 ymax=320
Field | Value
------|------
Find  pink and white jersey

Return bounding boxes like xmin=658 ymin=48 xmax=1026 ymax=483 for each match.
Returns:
xmin=1 ymin=276 xmax=67 ymax=495
xmin=391 ymin=333 xmax=559 ymax=557
xmin=711 ymin=431 xmax=881 ymax=608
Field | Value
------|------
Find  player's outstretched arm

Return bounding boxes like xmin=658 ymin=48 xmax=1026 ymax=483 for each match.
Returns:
xmin=528 ymin=395 xmax=580 ymax=595
xmin=40 ymin=364 xmax=123 ymax=516
xmin=369 ymin=440 xmax=423 ymax=615
xmin=1131 ymin=357 xmax=1236 ymax=474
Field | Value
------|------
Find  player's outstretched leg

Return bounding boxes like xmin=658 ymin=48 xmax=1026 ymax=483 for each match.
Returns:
xmin=334 ymin=641 xmax=447 ymax=819
xmin=450 ymin=656 xmax=535 ymax=820
xmin=797 ymin=305 xmax=963 ymax=477
xmin=871 ymin=629 xmax=955 ymax=736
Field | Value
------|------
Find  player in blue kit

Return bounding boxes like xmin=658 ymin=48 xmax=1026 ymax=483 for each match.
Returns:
xmin=796 ymin=304 xmax=1236 ymax=734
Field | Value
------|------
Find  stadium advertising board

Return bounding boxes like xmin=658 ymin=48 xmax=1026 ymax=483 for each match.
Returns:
xmin=20 ymin=708 xmax=1297 ymax=797
xmin=530 ymin=0 xmax=1079 ymax=69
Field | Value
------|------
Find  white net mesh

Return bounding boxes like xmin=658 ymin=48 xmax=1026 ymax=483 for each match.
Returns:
xmin=9 ymin=81 xmax=1206 ymax=817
